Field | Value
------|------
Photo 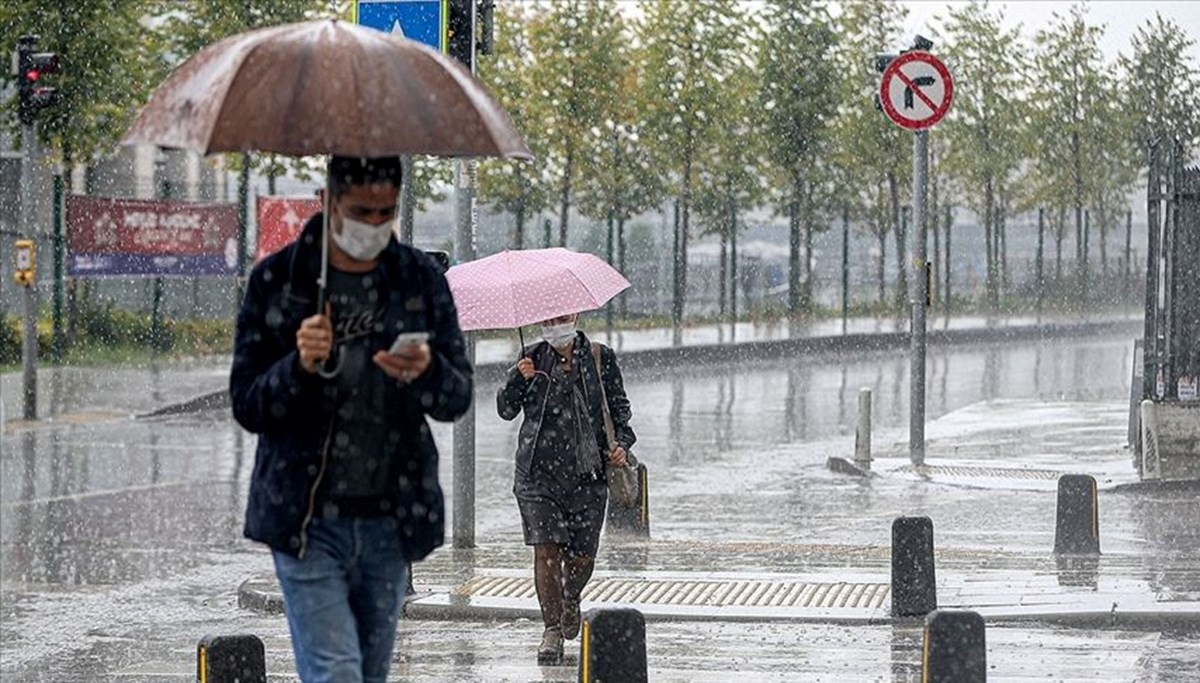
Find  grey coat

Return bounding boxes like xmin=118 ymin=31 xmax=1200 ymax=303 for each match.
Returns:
xmin=496 ymin=332 xmax=636 ymax=482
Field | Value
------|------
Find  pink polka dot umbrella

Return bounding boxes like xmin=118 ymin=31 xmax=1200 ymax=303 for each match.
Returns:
xmin=445 ymin=248 xmax=631 ymax=345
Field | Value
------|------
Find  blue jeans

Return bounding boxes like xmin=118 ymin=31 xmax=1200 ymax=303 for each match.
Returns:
xmin=272 ymin=517 xmax=408 ymax=683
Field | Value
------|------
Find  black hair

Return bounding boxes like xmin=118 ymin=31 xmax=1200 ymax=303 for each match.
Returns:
xmin=327 ymin=155 xmax=403 ymax=197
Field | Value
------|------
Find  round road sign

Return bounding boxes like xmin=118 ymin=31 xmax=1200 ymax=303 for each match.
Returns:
xmin=879 ymin=51 xmax=954 ymax=131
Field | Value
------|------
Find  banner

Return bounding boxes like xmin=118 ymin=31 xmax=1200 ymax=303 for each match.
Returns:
xmin=256 ymin=196 xmax=321 ymax=262
xmin=67 ymin=195 xmax=239 ymax=277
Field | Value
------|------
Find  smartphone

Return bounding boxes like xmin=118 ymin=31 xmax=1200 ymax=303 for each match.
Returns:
xmin=389 ymin=331 xmax=430 ymax=355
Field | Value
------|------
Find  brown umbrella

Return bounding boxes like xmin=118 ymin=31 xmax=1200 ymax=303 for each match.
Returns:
xmin=121 ymin=18 xmax=532 ymax=159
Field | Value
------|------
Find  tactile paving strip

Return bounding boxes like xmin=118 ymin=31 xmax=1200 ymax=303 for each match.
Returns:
xmin=454 ymin=576 xmax=890 ymax=610
xmin=896 ymin=464 xmax=1064 ymax=480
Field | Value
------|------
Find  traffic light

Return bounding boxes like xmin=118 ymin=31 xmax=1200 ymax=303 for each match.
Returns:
xmin=446 ymin=0 xmax=475 ymax=70
xmin=17 ymin=35 xmax=61 ymax=126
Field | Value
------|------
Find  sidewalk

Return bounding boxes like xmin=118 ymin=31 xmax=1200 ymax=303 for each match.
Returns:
xmin=238 ymin=398 xmax=1200 ymax=630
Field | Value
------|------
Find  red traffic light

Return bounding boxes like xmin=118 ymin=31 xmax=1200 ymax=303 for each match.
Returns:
xmin=26 ymin=70 xmax=41 ymax=82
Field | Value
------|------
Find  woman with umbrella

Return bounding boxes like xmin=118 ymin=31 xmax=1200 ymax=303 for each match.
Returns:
xmin=496 ymin=312 xmax=637 ymax=663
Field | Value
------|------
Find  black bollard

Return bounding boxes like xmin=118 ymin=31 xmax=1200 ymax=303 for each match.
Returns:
xmin=197 ymin=634 xmax=266 ymax=683
xmin=922 ymin=610 xmax=986 ymax=683
xmin=1054 ymin=474 xmax=1100 ymax=555
xmin=578 ymin=608 xmax=647 ymax=683
xmin=891 ymin=516 xmax=937 ymax=617
xmin=606 ymin=463 xmax=650 ymax=537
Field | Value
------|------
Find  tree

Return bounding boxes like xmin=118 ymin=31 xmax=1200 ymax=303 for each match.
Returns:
xmin=758 ymin=0 xmax=840 ymax=320
xmin=0 ymin=1 xmax=162 ymax=164
xmin=831 ymin=0 xmax=910 ymax=309
xmin=477 ymin=1 xmax=551 ymax=250
xmin=937 ymin=2 xmax=1029 ymax=311
xmin=637 ymin=0 xmax=751 ymax=332
xmin=1030 ymin=5 xmax=1113 ymax=303
xmin=527 ymin=0 xmax=625 ymax=249
xmin=694 ymin=53 xmax=765 ymax=323
xmin=1120 ymin=14 xmax=1200 ymax=167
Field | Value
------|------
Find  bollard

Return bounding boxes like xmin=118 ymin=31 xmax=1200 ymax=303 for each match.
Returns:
xmin=606 ymin=463 xmax=650 ymax=537
xmin=1053 ymin=474 xmax=1100 ymax=555
xmin=921 ymin=610 xmax=986 ymax=683
xmin=197 ymin=634 xmax=266 ymax=683
xmin=1139 ymin=400 xmax=1161 ymax=480
xmin=578 ymin=608 xmax=647 ymax=683
xmin=855 ymin=387 xmax=873 ymax=470
xmin=892 ymin=516 xmax=937 ymax=617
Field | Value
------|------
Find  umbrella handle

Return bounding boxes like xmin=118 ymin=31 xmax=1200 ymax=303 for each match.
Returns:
xmin=518 ymin=327 xmax=526 ymax=357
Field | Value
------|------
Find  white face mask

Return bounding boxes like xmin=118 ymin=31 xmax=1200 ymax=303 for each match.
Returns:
xmin=541 ymin=321 xmax=576 ymax=348
xmin=332 ymin=214 xmax=393 ymax=262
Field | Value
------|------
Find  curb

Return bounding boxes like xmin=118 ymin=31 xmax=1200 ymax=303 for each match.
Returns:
xmin=147 ymin=318 xmax=1141 ymax=418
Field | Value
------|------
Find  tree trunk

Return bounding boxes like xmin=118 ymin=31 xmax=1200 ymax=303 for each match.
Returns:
xmin=617 ymin=217 xmax=628 ymax=319
xmin=999 ymin=192 xmax=1009 ymax=296
xmin=678 ymin=144 xmax=693 ymax=329
xmin=803 ymin=181 xmax=814 ymax=313
xmin=1036 ymin=207 xmax=1045 ymax=314
xmin=889 ymin=172 xmax=905 ymax=313
xmin=1055 ymin=206 xmax=1065 ymax=283
xmin=559 ymin=142 xmax=573 ymax=248
xmin=984 ymin=175 xmax=997 ymax=311
xmin=730 ymin=212 xmax=738 ymax=324
xmin=719 ymin=223 xmax=728 ymax=318
xmin=788 ymin=178 xmax=802 ymax=320
xmin=944 ymin=203 xmax=952 ymax=318
xmin=514 ymin=196 xmax=526 ymax=250
xmin=877 ymin=228 xmax=887 ymax=305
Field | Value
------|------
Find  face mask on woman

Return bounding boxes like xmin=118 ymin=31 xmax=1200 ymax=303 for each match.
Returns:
xmin=332 ymin=215 xmax=393 ymax=262
xmin=541 ymin=321 xmax=576 ymax=348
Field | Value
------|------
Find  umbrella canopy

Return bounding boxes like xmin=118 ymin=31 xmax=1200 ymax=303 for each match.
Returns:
xmin=121 ymin=18 xmax=532 ymax=159
xmin=445 ymin=248 xmax=631 ymax=332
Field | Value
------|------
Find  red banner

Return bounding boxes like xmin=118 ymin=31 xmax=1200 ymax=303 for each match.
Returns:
xmin=256 ymin=196 xmax=321 ymax=262
xmin=67 ymin=195 xmax=239 ymax=276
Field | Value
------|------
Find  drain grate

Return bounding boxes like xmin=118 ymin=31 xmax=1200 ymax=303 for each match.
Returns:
xmin=454 ymin=576 xmax=890 ymax=610
xmin=896 ymin=464 xmax=1064 ymax=480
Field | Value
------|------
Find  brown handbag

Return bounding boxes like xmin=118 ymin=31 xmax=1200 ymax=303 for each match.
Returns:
xmin=591 ymin=344 xmax=638 ymax=507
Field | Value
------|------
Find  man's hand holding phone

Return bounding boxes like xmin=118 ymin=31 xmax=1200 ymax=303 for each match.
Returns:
xmin=374 ymin=331 xmax=431 ymax=383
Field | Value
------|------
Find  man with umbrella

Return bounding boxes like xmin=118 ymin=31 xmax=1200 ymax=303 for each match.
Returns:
xmin=231 ymin=155 xmax=472 ymax=682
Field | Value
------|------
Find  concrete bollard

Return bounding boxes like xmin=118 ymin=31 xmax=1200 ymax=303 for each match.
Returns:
xmin=1053 ymin=474 xmax=1101 ymax=555
xmin=921 ymin=610 xmax=986 ymax=683
xmin=606 ymin=463 xmax=650 ymax=538
xmin=855 ymin=387 xmax=873 ymax=470
xmin=892 ymin=516 xmax=937 ymax=618
xmin=197 ymin=634 xmax=266 ymax=683
xmin=578 ymin=608 xmax=647 ymax=683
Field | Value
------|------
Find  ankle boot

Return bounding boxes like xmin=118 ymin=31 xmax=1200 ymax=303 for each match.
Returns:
xmin=537 ymin=625 xmax=563 ymax=664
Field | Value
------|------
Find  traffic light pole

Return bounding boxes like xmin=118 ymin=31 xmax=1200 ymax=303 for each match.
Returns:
xmin=21 ymin=122 xmax=39 ymax=420
xmin=909 ymin=129 xmax=929 ymax=465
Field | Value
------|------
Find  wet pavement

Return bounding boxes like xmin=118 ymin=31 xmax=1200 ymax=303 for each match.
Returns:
xmin=3 ymin=317 xmax=1199 ymax=681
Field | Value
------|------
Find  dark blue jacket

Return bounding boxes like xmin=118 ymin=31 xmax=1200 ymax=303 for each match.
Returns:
xmin=231 ymin=214 xmax=472 ymax=561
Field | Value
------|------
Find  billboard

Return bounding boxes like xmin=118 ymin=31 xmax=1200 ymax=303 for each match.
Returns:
xmin=67 ymin=195 xmax=239 ymax=277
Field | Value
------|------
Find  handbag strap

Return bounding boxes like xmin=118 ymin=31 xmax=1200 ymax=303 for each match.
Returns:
xmin=590 ymin=343 xmax=618 ymax=451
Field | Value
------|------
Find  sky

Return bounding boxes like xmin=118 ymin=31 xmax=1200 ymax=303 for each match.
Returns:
xmin=898 ymin=1 xmax=1199 ymax=62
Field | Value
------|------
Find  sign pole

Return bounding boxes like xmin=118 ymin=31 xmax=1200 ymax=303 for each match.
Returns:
xmin=910 ymin=129 xmax=929 ymax=465
xmin=21 ymin=121 xmax=39 ymax=421
xmin=878 ymin=46 xmax=952 ymax=467
xmin=450 ymin=0 xmax=478 ymax=550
